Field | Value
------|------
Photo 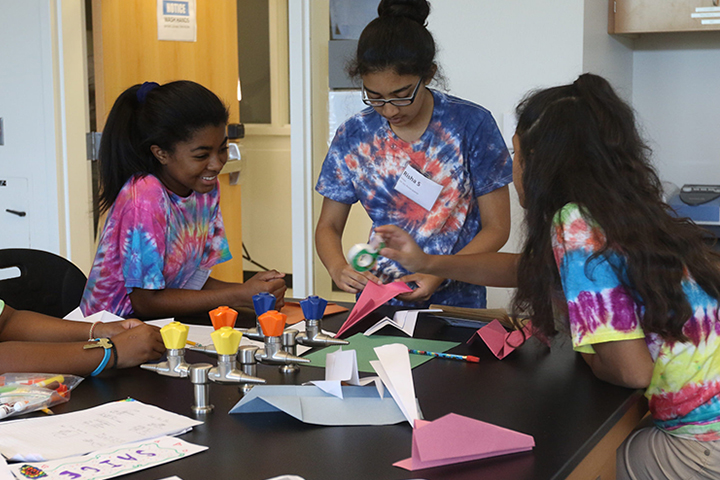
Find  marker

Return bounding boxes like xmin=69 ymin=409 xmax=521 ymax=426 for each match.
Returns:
xmin=408 ymin=349 xmax=480 ymax=363
xmin=35 ymin=375 xmax=65 ymax=388
xmin=0 ymin=402 xmax=24 ymax=419
xmin=186 ymin=340 xmax=198 ymax=346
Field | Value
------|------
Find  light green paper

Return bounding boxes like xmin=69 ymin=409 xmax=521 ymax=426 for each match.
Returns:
xmin=304 ymin=333 xmax=460 ymax=373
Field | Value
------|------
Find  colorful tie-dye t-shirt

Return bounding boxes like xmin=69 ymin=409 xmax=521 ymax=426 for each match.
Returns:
xmin=316 ymin=90 xmax=512 ymax=308
xmin=80 ymin=174 xmax=232 ymax=317
xmin=552 ymin=203 xmax=720 ymax=440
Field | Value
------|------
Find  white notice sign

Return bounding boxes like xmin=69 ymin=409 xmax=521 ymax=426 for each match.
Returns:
xmin=157 ymin=0 xmax=197 ymax=42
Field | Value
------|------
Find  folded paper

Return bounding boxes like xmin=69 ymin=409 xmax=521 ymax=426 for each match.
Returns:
xmin=363 ymin=309 xmax=442 ymax=337
xmin=370 ymin=343 xmax=420 ymax=427
xmin=469 ymin=319 xmax=532 ymax=360
xmin=394 ymin=413 xmax=535 ymax=471
xmin=336 ymin=281 xmax=413 ymax=337
xmin=229 ymin=385 xmax=405 ymax=426
xmin=309 ymin=348 xmax=382 ymax=399
xmin=304 ymin=334 xmax=459 ymax=373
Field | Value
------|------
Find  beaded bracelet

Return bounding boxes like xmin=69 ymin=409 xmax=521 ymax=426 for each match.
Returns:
xmin=88 ymin=321 xmax=102 ymax=341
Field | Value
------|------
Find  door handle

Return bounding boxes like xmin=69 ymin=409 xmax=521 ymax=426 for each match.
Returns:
xmin=5 ymin=209 xmax=26 ymax=217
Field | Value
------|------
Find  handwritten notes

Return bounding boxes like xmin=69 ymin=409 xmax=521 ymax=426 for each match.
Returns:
xmin=0 ymin=400 xmax=201 ymax=462
xmin=9 ymin=436 xmax=206 ymax=480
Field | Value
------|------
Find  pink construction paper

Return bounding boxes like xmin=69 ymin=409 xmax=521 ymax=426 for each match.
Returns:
xmin=394 ymin=413 xmax=535 ymax=471
xmin=468 ymin=319 xmax=532 ymax=360
xmin=336 ymin=281 xmax=413 ymax=337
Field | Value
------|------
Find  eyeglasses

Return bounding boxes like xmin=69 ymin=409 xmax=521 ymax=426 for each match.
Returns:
xmin=361 ymin=78 xmax=423 ymax=107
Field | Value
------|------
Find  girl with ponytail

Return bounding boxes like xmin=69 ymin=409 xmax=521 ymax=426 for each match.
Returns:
xmin=377 ymin=73 xmax=720 ymax=477
xmin=81 ymin=81 xmax=286 ymax=319
xmin=315 ymin=0 xmax=512 ymax=308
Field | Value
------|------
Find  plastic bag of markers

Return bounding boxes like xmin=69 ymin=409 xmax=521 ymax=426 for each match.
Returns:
xmin=0 ymin=373 xmax=83 ymax=420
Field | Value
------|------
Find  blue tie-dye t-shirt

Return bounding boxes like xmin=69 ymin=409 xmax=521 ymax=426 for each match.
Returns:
xmin=553 ymin=203 xmax=720 ymax=440
xmin=80 ymin=174 xmax=232 ymax=317
xmin=316 ymin=90 xmax=512 ymax=308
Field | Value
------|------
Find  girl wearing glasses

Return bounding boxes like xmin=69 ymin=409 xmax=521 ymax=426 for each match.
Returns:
xmin=315 ymin=0 xmax=512 ymax=307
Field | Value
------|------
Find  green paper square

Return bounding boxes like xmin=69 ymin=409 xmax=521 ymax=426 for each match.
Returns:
xmin=304 ymin=333 xmax=460 ymax=373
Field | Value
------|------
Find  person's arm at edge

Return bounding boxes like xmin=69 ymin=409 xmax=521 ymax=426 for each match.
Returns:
xmin=129 ymin=271 xmax=288 ymax=319
xmin=581 ymin=339 xmax=653 ymax=389
xmin=376 ymin=224 xmax=519 ymax=287
xmin=457 ymin=186 xmax=511 ymax=256
xmin=0 ymin=305 xmax=164 ymax=375
xmin=315 ymin=197 xmax=380 ymax=293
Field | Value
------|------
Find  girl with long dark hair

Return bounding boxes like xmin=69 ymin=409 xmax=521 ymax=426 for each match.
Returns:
xmin=377 ymin=73 xmax=720 ymax=477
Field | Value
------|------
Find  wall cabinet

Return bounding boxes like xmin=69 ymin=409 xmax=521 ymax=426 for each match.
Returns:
xmin=609 ymin=0 xmax=720 ymax=34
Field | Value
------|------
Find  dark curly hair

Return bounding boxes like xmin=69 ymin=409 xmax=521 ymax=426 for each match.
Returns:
xmin=512 ymin=73 xmax=720 ymax=342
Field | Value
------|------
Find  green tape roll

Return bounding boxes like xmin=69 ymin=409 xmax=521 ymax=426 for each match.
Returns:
xmin=348 ymin=243 xmax=378 ymax=272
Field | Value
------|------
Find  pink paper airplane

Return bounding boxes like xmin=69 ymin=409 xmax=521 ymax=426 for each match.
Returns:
xmin=468 ymin=319 xmax=532 ymax=360
xmin=335 ymin=281 xmax=412 ymax=337
xmin=394 ymin=413 xmax=535 ymax=471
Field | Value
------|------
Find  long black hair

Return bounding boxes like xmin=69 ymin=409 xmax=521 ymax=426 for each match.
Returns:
xmin=348 ymin=0 xmax=439 ymax=82
xmin=512 ymin=73 xmax=720 ymax=341
xmin=97 ymin=80 xmax=229 ymax=214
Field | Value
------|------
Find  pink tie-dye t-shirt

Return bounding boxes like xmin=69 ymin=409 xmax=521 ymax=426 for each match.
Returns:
xmin=553 ymin=203 xmax=720 ymax=440
xmin=316 ymin=90 xmax=512 ymax=308
xmin=80 ymin=174 xmax=231 ymax=317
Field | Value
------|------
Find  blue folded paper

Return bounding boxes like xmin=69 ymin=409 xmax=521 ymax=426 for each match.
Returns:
xmin=229 ymin=385 xmax=407 ymax=426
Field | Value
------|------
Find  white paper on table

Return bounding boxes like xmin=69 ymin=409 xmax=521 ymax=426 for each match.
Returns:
xmin=363 ymin=309 xmax=442 ymax=337
xmin=369 ymin=343 xmax=420 ymax=427
xmin=308 ymin=348 xmax=382 ymax=399
xmin=0 ymin=400 xmax=202 ymax=462
xmin=8 ymin=436 xmax=206 ymax=480
xmin=63 ymin=308 xmax=125 ymax=323
xmin=146 ymin=319 xmax=312 ymax=356
xmin=0 ymin=456 xmax=13 ymax=480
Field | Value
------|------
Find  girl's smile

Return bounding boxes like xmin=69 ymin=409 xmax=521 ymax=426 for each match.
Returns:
xmin=151 ymin=124 xmax=229 ymax=197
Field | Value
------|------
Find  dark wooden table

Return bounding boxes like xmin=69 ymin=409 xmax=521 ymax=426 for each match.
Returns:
xmin=49 ymin=306 xmax=646 ymax=480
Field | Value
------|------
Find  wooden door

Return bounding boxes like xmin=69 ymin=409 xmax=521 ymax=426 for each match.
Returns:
xmin=92 ymin=0 xmax=243 ymax=282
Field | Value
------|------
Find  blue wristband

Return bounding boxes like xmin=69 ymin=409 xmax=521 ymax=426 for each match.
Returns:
xmin=90 ymin=342 xmax=112 ymax=377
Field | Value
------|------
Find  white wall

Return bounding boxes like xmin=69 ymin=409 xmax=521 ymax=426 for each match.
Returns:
xmin=0 ymin=0 xmax=60 ymax=253
xmin=429 ymin=0 xmax=586 ymax=308
xmin=632 ymin=32 xmax=720 ymax=186
xmin=0 ymin=0 xmax=93 ymax=271
xmin=582 ymin=0 xmax=634 ymax=99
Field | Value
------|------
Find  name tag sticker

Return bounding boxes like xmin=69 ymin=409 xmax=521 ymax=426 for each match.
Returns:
xmin=394 ymin=164 xmax=443 ymax=211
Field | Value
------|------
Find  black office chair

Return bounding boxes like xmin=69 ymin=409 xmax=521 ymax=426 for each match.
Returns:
xmin=0 ymin=248 xmax=87 ymax=318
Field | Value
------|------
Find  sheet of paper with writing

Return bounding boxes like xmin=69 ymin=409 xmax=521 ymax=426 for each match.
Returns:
xmin=0 ymin=400 xmax=202 ymax=462
xmin=8 ymin=436 xmax=206 ymax=480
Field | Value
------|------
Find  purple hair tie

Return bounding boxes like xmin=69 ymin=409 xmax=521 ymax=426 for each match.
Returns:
xmin=136 ymin=81 xmax=159 ymax=104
